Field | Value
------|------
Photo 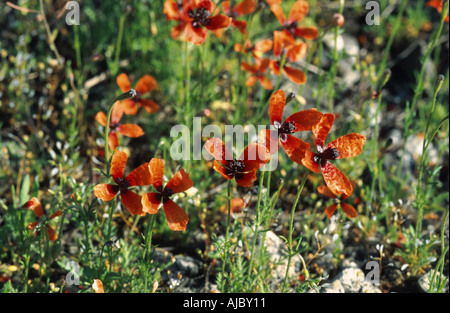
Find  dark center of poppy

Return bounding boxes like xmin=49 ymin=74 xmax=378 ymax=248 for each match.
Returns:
xmin=155 ymin=186 xmax=174 ymax=203
xmin=285 ymin=21 xmax=298 ymax=35
xmin=188 ymin=7 xmax=211 ymax=28
xmin=278 ymin=121 xmax=296 ymax=135
xmin=115 ymin=177 xmax=130 ymax=190
xmin=109 ymin=122 xmax=119 ymax=131
xmin=313 ymin=147 xmax=340 ymax=166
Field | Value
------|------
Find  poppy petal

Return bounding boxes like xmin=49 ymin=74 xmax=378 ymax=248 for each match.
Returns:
xmin=341 ymin=202 xmax=358 ymax=218
xmin=294 ymin=27 xmax=319 ymax=40
xmin=94 ymin=184 xmax=119 ymax=201
xmin=135 ymin=75 xmax=157 ymax=94
xmin=95 ymin=112 xmax=107 ymax=128
xmin=45 ymin=224 xmax=57 ymax=241
xmin=284 ymin=108 xmax=323 ymax=132
xmin=325 ymin=133 xmax=366 ymax=159
xmin=183 ymin=22 xmax=207 ymax=45
xmin=164 ymin=0 xmax=180 ymax=20
xmin=270 ymin=4 xmax=286 ymax=25
xmin=206 ymin=15 xmax=232 ymax=30
xmin=269 ymin=89 xmax=286 ymax=125
xmin=286 ymin=42 xmax=307 ymax=63
xmin=142 ymin=192 xmax=161 ymax=214
xmin=237 ymin=143 xmax=270 ymax=171
xmin=118 ymin=100 xmax=138 ymax=115
xmin=138 ymin=99 xmax=159 ymax=113
xmin=279 ymin=134 xmax=310 ymax=164
xmin=283 ymin=66 xmax=306 ymax=85
xmin=27 ymin=221 xmax=39 ymax=230
xmin=126 ymin=162 xmax=152 ymax=187
xmin=317 ymin=185 xmax=337 ymax=199
xmin=246 ymin=75 xmax=257 ymax=87
xmin=288 ymin=0 xmax=309 ymax=23
xmin=235 ymin=169 xmax=257 ymax=187
xmin=49 ymin=210 xmax=62 ymax=220
xmin=117 ymin=124 xmax=145 ymax=138
xmin=204 ymin=137 xmax=233 ymax=166
xmin=116 ymin=73 xmax=131 ymax=92
xmin=258 ymin=76 xmax=273 ymax=90
xmin=313 ymin=113 xmax=335 ymax=150
xmin=324 ymin=203 xmax=338 ymax=220
xmin=171 ymin=23 xmax=185 ymax=39
xmin=254 ymin=39 xmax=273 ymax=55
xmin=108 ymin=132 xmax=119 ymax=152
xmin=302 ymin=150 xmax=320 ymax=173
xmin=320 ymin=161 xmax=353 ymax=197
xmin=258 ymin=129 xmax=279 ymax=154
xmin=213 ymin=160 xmax=234 ymax=180
xmin=232 ymin=19 xmax=247 ymax=34
xmin=148 ymin=158 xmax=165 ymax=190
xmin=120 ymin=189 xmax=145 ymax=216
xmin=241 ymin=61 xmax=257 ymax=73
xmin=23 ymin=197 xmax=44 ymax=218
xmin=111 ymin=101 xmax=124 ymax=124
xmin=233 ymin=0 xmax=257 ymax=15
xmin=111 ymin=150 xmax=128 ymax=182
xmin=166 ymin=169 xmax=194 ymax=194
xmin=163 ymin=199 xmax=189 ymax=231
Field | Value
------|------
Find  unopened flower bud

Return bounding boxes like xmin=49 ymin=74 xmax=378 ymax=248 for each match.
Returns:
xmin=332 ymin=13 xmax=344 ymax=27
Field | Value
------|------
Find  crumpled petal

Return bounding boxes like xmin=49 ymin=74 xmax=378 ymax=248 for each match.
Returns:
xmin=142 ymin=192 xmax=161 ymax=214
xmin=94 ymin=184 xmax=119 ymax=201
xmin=237 ymin=143 xmax=270 ymax=172
xmin=288 ymin=0 xmax=309 ymax=24
xmin=120 ymin=189 xmax=145 ymax=216
xmin=341 ymin=202 xmax=358 ymax=218
xmin=320 ymin=161 xmax=353 ymax=197
xmin=111 ymin=150 xmax=128 ymax=182
xmin=313 ymin=113 xmax=335 ymax=151
xmin=284 ymin=108 xmax=323 ymax=133
xmin=269 ymin=89 xmax=286 ymax=125
xmin=279 ymin=134 xmax=310 ymax=164
xmin=325 ymin=133 xmax=366 ymax=159
xmin=148 ymin=158 xmax=165 ymax=190
xmin=166 ymin=169 xmax=194 ymax=194
xmin=126 ymin=162 xmax=152 ymax=187
xmin=163 ymin=199 xmax=189 ymax=231
xmin=258 ymin=129 xmax=279 ymax=155
xmin=324 ymin=203 xmax=338 ymax=220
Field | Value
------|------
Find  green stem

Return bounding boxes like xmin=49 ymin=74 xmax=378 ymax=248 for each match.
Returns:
xmin=221 ymin=179 xmax=233 ymax=292
xmin=283 ymin=169 xmax=309 ymax=292
xmin=113 ymin=13 xmax=126 ymax=77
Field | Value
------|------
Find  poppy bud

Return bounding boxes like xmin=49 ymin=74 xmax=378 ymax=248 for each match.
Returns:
xmin=285 ymin=91 xmax=296 ymax=104
xmin=434 ymin=74 xmax=445 ymax=95
xmin=332 ymin=13 xmax=344 ymax=27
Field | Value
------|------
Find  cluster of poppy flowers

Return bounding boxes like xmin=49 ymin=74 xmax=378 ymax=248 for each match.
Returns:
xmin=163 ymin=0 xmax=318 ymax=89
xmin=204 ymin=89 xmax=366 ymax=219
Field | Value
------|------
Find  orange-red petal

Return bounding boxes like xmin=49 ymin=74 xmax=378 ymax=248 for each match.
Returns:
xmin=148 ymin=158 xmax=165 ymax=190
xmin=341 ymin=202 xmax=357 ymax=218
xmin=95 ymin=112 xmax=107 ymax=128
xmin=166 ymin=169 xmax=194 ymax=194
xmin=317 ymin=185 xmax=337 ymax=199
xmin=163 ymin=199 xmax=189 ymax=231
xmin=94 ymin=184 xmax=118 ymax=201
xmin=238 ymin=143 xmax=270 ymax=171
xmin=206 ymin=15 xmax=232 ymax=30
xmin=23 ymin=197 xmax=44 ymax=218
xmin=232 ymin=19 xmax=247 ymax=34
xmin=126 ymin=162 xmax=152 ymax=187
xmin=213 ymin=160 xmax=234 ymax=180
xmin=120 ymin=189 xmax=145 ymax=216
xmin=288 ymin=1 xmax=309 ymax=23
xmin=320 ymin=161 xmax=353 ymax=197
xmin=258 ymin=129 xmax=279 ymax=155
xmin=164 ymin=0 xmax=180 ymax=20
xmin=108 ymin=132 xmax=119 ymax=152
xmin=45 ymin=224 xmax=58 ymax=241
xmin=116 ymin=73 xmax=131 ymax=92
xmin=183 ymin=22 xmax=207 ymax=45
xmin=118 ymin=100 xmax=138 ymax=115
xmin=142 ymin=192 xmax=161 ymax=214
xmin=258 ymin=76 xmax=273 ymax=90
xmin=135 ymin=75 xmax=157 ymax=94
xmin=302 ymin=150 xmax=320 ymax=173
xmin=111 ymin=101 xmax=124 ymax=124
xmin=324 ymin=203 xmax=338 ymax=219
xmin=111 ymin=150 xmax=128 ymax=182
xmin=325 ymin=133 xmax=366 ymax=159
xmin=241 ymin=61 xmax=257 ymax=74
xmin=269 ymin=89 xmax=286 ymax=125
xmin=270 ymin=4 xmax=286 ymax=25
xmin=233 ymin=0 xmax=257 ymax=15
xmin=283 ymin=65 xmax=306 ymax=85
xmin=28 ymin=221 xmax=39 ymax=230
xmin=284 ymin=108 xmax=323 ymax=132
xmin=286 ymin=42 xmax=307 ymax=63
xmin=204 ymin=137 xmax=233 ymax=166
xmin=313 ymin=113 xmax=335 ymax=150
xmin=246 ymin=75 xmax=257 ymax=87
xmin=49 ymin=210 xmax=62 ymax=220
xmin=279 ymin=134 xmax=310 ymax=164
xmin=117 ymin=124 xmax=144 ymax=138
xmin=235 ymin=169 xmax=257 ymax=187
xmin=138 ymin=99 xmax=159 ymax=113
xmin=294 ymin=27 xmax=319 ymax=40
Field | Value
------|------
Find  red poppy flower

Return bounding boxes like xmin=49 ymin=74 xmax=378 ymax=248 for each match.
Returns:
xmin=317 ymin=184 xmax=357 ymax=219
xmin=270 ymin=1 xmax=318 ymax=40
xmin=164 ymin=0 xmax=190 ymax=39
xmin=302 ymin=113 xmax=366 ymax=197
xmin=258 ymin=89 xmax=323 ymax=163
xmin=23 ymin=197 xmax=62 ymax=241
xmin=234 ymin=38 xmax=273 ymax=60
xmin=180 ymin=0 xmax=232 ymax=45
xmin=95 ymin=101 xmax=144 ymax=152
xmin=426 ymin=0 xmax=449 ymax=23
xmin=241 ymin=58 xmax=273 ymax=89
xmin=142 ymin=158 xmax=193 ymax=231
xmin=222 ymin=0 xmax=257 ymax=34
xmin=269 ymin=59 xmax=306 ymax=85
xmin=204 ymin=138 xmax=270 ymax=187
xmin=94 ymin=150 xmax=152 ymax=216
xmin=116 ymin=73 xmax=159 ymax=114
xmin=273 ymin=30 xmax=307 ymax=63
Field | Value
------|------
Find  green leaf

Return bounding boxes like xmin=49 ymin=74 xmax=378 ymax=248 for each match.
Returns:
xmin=19 ymin=174 xmax=30 ymax=206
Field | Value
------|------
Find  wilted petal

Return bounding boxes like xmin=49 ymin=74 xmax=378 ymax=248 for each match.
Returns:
xmin=341 ymin=202 xmax=357 ymax=218
xmin=269 ymin=89 xmax=286 ymax=125
xmin=324 ymin=203 xmax=338 ymax=220
xmin=23 ymin=197 xmax=44 ymax=218
xmin=111 ymin=150 xmax=128 ymax=182
xmin=313 ymin=113 xmax=335 ymax=150
xmin=317 ymin=185 xmax=337 ymax=199
xmin=45 ymin=224 xmax=57 ymax=241
xmin=279 ymin=134 xmax=310 ymax=164
xmin=92 ymin=279 xmax=104 ymax=293
xmin=148 ymin=158 xmax=165 ymax=190
xmin=302 ymin=150 xmax=320 ymax=173
xmin=284 ymin=108 xmax=323 ymax=132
